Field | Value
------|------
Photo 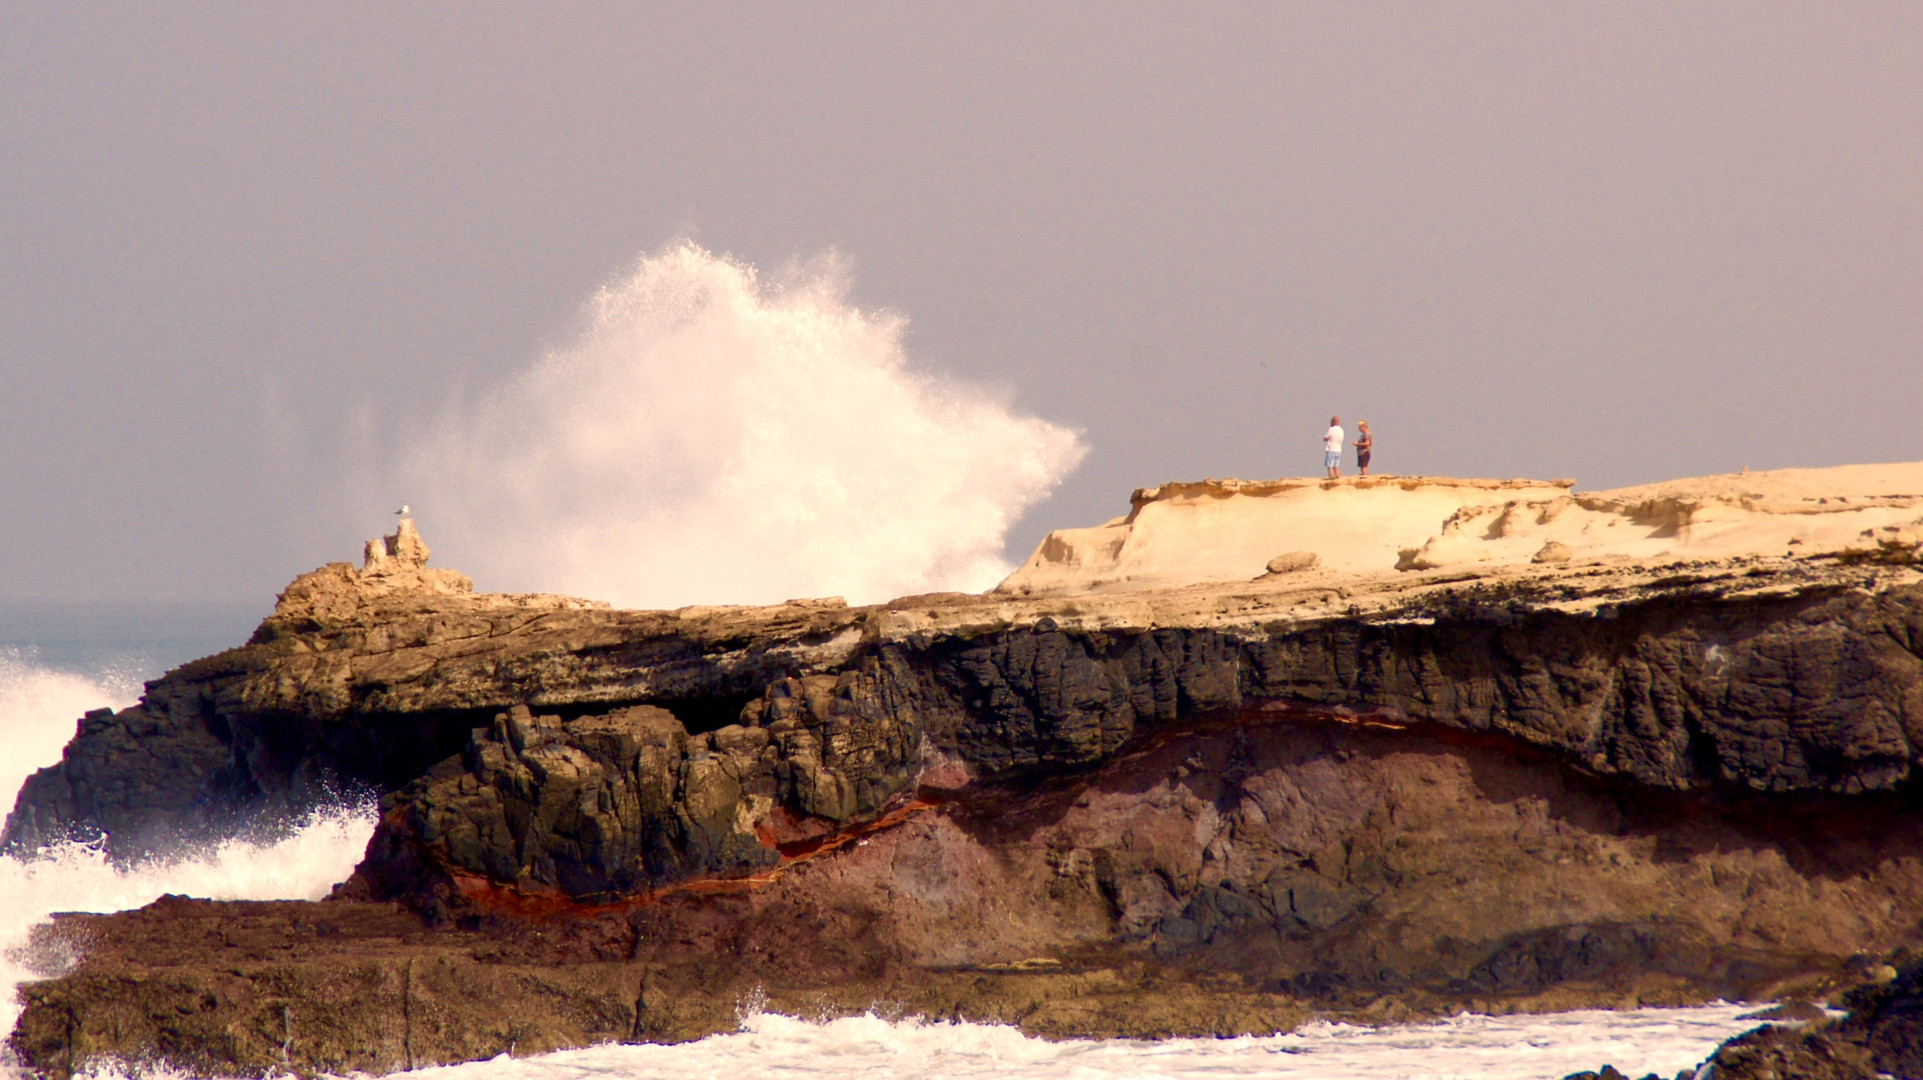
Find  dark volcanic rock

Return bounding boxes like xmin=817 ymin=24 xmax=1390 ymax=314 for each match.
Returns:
xmin=1702 ymin=958 xmax=1923 ymax=1079
xmin=22 ymin=708 xmax=1923 ymax=1077
xmin=10 ymin=557 xmax=1923 ymax=867
xmin=1240 ymin=585 xmax=1923 ymax=796
xmin=10 ymin=543 xmax=1923 ymax=1077
xmin=361 ymin=668 xmax=922 ymax=905
xmin=7 ymin=897 xmax=646 ymax=1078
xmin=350 ymin=579 xmax=1923 ymax=909
xmin=8 ymin=893 xmax=1306 ymax=1078
xmin=2 ymin=566 xmax=871 ymax=858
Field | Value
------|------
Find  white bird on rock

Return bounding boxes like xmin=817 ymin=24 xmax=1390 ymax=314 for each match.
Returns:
xmin=396 ymin=504 xmax=411 ymax=517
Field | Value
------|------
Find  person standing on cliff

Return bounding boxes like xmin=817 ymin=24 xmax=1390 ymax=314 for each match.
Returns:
xmin=1355 ymin=420 xmax=1373 ymax=476
xmin=1323 ymin=416 xmax=1344 ymax=479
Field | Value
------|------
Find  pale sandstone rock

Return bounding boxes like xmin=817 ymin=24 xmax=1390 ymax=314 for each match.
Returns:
xmin=1262 ymin=551 xmax=1319 ymax=576
xmin=362 ymin=517 xmax=431 ymax=573
xmin=1402 ymin=508 xmax=1502 ymax=570
xmin=998 ymin=462 xmax=1923 ymax=595
xmin=998 ymin=475 xmax=1573 ymax=595
xmin=1532 ymin=540 xmax=1574 ymax=564
xmin=1839 ymin=523 xmax=1923 ymax=564
xmin=272 ymin=520 xmax=610 ymax=630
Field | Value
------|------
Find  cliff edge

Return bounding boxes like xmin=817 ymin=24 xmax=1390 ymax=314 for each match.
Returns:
xmin=998 ymin=462 xmax=1923 ymax=595
xmin=8 ymin=464 xmax=1923 ymax=1077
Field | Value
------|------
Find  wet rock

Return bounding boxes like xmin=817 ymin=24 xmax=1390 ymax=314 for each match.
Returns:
xmin=1559 ymin=1067 xmax=1663 ymax=1080
xmin=29 ymin=706 xmax=1923 ymax=1077
xmin=12 ymin=518 xmax=1923 ymax=1076
xmin=1704 ymin=956 xmax=1923 ymax=1079
xmin=4 ymin=899 xmax=645 ymax=1079
xmin=357 ymin=663 xmax=925 ymax=906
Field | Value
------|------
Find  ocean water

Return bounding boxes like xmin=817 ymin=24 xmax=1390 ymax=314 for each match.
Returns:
xmin=0 ymin=606 xmax=1767 ymax=1079
xmin=0 ymin=601 xmax=264 ymax=810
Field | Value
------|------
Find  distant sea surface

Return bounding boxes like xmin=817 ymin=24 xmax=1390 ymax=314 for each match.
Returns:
xmin=0 ymin=601 xmax=1761 ymax=1080
xmin=0 ymin=598 xmax=268 ymax=678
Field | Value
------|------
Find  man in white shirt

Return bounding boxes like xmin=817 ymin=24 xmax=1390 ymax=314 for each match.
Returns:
xmin=1323 ymin=416 xmax=1345 ymax=479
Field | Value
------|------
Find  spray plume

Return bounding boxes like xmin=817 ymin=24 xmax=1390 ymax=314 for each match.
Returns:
xmin=394 ymin=243 xmax=1085 ymax=609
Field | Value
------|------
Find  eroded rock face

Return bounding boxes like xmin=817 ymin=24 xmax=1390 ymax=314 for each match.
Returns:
xmin=9 ymin=493 xmax=1923 ymax=1077
xmin=368 ymin=686 xmax=1923 ymax=1001
xmin=1242 ymin=586 xmax=1923 ymax=796
xmin=1 ymin=567 xmax=867 ymax=858
xmin=22 ymin=711 xmax=1923 ymax=1077
xmin=363 ymin=517 xmax=433 ymax=573
xmin=6 ymin=898 xmax=648 ymax=1079
xmin=1000 ymin=462 xmax=1923 ymax=594
xmin=11 ymin=545 xmax=1923 ymax=877
xmin=363 ymin=669 xmax=923 ymax=904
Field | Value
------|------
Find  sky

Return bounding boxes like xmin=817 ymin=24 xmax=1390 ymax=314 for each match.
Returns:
xmin=2 ymin=3 xmax=1919 ymax=603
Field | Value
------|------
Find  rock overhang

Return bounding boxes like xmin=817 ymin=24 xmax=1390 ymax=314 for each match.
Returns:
xmin=12 ymin=463 xmax=1923 ymax=1075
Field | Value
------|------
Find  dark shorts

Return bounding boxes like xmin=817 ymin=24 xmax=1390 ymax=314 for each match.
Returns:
xmin=1357 ymin=449 xmax=1372 ymax=468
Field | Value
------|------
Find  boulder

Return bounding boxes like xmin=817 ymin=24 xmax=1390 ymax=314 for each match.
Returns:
xmin=1532 ymin=540 xmax=1575 ymax=564
xmin=1263 ymin=551 xmax=1320 ymax=575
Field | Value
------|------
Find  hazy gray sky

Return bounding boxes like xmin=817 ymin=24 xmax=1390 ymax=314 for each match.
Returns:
xmin=4 ymin=3 xmax=1919 ymax=602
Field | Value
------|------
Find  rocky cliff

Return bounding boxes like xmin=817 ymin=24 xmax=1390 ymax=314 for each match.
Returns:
xmin=9 ymin=466 xmax=1923 ymax=1077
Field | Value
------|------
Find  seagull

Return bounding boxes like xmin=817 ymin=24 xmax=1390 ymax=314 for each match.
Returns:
xmin=396 ymin=504 xmax=411 ymax=517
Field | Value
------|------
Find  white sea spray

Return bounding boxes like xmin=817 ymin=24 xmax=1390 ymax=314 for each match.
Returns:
xmin=0 ymin=804 xmax=377 ymax=1075
xmin=384 ymin=1006 xmax=1756 ymax=1080
xmin=0 ymin=653 xmax=378 ymax=1075
xmin=388 ymin=242 xmax=1087 ymax=609
xmin=0 ymin=650 xmax=140 ymax=814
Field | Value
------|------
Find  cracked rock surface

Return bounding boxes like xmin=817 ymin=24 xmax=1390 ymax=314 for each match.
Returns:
xmin=9 ymin=483 xmax=1923 ymax=1077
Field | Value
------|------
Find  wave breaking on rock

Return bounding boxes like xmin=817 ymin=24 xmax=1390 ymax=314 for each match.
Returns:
xmin=6 ymin=460 xmax=1923 ymax=1078
xmin=385 ymin=242 xmax=1086 ymax=610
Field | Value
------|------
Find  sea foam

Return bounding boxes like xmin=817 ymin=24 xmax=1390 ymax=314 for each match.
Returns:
xmin=388 ymin=243 xmax=1087 ymax=610
xmin=390 ymin=1006 xmax=1756 ymax=1080
xmin=0 ymin=804 xmax=377 ymax=1073
xmin=0 ymin=650 xmax=139 ymax=814
xmin=0 ymin=653 xmax=379 ymax=1071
